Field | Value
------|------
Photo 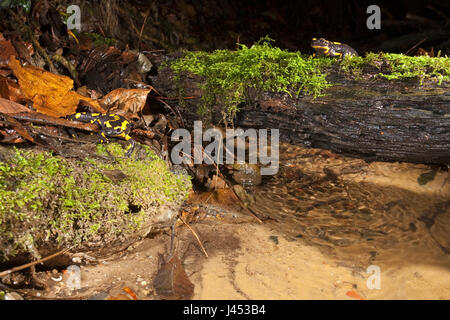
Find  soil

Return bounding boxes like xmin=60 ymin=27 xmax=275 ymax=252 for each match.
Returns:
xmin=7 ymin=144 xmax=448 ymax=300
xmin=14 ymin=218 xmax=449 ymax=300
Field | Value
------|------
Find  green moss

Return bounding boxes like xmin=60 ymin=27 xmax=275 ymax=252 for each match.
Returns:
xmin=0 ymin=146 xmax=191 ymax=261
xmin=71 ymin=31 xmax=117 ymax=47
xmin=340 ymin=52 xmax=450 ymax=84
xmin=0 ymin=0 xmax=31 ymax=12
xmin=168 ymin=37 xmax=333 ymax=122
xmin=168 ymin=37 xmax=449 ymax=122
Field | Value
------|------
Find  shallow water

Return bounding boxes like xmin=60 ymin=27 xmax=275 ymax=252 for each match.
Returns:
xmin=248 ymin=143 xmax=450 ymax=270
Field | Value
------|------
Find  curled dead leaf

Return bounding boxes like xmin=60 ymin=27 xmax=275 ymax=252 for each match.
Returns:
xmin=0 ymin=39 xmax=18 ymax=66
xmin=0 ymin=97 xmax=30 ymax=113
xmin=8 ymin=58 xmax=105 ymax=117
xmin=153 ymin=253 xmax=194 ymax=300
xmin=0 ymin=113 xmax=34 ymax=143
xmin=0 ymin=76 xmax=26 ymax=102
xmin=100 ymin=88 xmax=151 ymax=117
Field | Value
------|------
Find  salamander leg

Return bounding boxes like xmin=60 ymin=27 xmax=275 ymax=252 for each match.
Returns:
xmin=124 ymin=135 xmax=135 ymax=157
xmin=98 ymin=132 xmax=109 ymax=144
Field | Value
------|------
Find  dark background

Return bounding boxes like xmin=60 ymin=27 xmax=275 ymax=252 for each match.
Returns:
xmin=131 ymin=0 xmax=450 ymax=55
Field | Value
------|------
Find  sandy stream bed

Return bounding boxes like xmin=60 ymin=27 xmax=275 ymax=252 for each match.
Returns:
xmin=10 ymin=153 xmax=448 ymax=301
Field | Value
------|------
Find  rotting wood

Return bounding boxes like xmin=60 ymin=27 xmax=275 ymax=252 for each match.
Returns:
xmin=154 ymin=68 xmax=450 ymax=165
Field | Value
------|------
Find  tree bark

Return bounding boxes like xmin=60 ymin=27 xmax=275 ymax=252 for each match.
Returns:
xmin=153 ymin=68 xmax=450 ymax=165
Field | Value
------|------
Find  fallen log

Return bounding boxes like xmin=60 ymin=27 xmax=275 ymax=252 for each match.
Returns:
xmin=236 ymin=78 xmax=450 ymax=164
xmin=153 ymin=67 xmax=450 ymax=165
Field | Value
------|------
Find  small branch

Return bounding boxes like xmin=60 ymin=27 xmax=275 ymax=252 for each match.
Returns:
xmin=0 ymin=248 xmax=70 ymax=278
xmin=52 ymin=54 xmax=80 ymax=86
xmin=179 ymin=216 xmax=208 ymax=258
xmin=9 ymin=9 xmax=57 ymax=73
xmin=138 ymin=8 xmax=151 ymax=51
xmin=404 ymin=38 xmax=427 ymax=55
xmin=156 ymin=97 xmax=185 ymax=128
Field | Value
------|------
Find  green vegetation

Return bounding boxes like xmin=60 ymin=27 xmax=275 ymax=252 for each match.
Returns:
xmin=169 ymin=37 xmax=333 ymax=121
xmin=0 ymin=0 xmax=31 ymax=12
xmin=0 ymin=145 xmax=191 ymax=261
xmin=168 ymin=37 xmax=450 ymax=121
xmin=340 ymin=52 xmax=450 ymax=84
xmin=74 ymin=31 xmax=117 ymax=47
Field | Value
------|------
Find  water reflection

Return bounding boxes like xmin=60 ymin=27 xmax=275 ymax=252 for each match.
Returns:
xmin=249 ymin=143 xmax=450 ymax=268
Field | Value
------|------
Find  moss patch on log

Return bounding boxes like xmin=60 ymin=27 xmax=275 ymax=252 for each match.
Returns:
xmin=0 ymin=144 xmax=191 ymax=262
xmin=340 ymin=52 xmax=450 ymax=84
xmin=167 ymin=37 xmax=450 ymax=121
xmin=168 ymin=37 xmax=333 ymax=122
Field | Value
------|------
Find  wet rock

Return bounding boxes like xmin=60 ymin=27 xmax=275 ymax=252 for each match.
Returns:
xmin=231 ymin=163 xmax=262 ymax=187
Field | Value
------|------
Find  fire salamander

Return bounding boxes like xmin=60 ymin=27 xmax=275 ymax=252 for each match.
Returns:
xmin=311 ymin=38 xmax=358 ymax=58
xmin=67 ymin=112 xmax=135 ymax=157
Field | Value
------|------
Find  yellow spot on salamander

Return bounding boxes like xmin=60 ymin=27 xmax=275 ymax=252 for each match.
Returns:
xmin=121 ymin=121 xmax=129 ymax=131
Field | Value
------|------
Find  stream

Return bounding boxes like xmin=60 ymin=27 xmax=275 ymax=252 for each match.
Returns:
xmin=248 ymin=143 xmax=450 ymax=269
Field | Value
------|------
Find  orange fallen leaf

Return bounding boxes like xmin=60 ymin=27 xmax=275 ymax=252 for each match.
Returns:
xmin=123 ymin=287 xmax=138 ymax=300
xmin=106 ymin=287 xmax=139 ymax=300
xmin=346 ymin=290 xmax=365 ymax=300
xmin=8 ymin=57 xmax=105 ymax=117
xmin=106 ymin=293 xmax=133 ymax=300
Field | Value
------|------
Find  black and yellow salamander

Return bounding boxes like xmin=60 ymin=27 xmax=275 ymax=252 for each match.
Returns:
xmin=311 ymin=38 xmax=358 ymax=58
xmin=67 ymin=112 xmax=135 ymax=157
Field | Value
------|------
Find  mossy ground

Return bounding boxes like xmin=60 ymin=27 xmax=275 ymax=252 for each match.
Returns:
xmin=168 ymin=37 xmax=450 ymax=122
xmin=0 ymin=144 xmax=191 ymax=262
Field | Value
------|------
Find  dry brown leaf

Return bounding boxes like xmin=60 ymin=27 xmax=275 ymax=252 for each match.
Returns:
xmin=0 ymin=69 xmax=12 ymax=77
xmin=0 ymin=39 xmax=17 ymax=66
xmin=0 ymin=97 xmax=30 ymax=113
xmin=8 ymin=58 xmax=105 ymax=117
xmin=100 ymin=88 xmax=151 ymax=116
xmin=1 ymin=113 xmax=34 ymax=143
xmin=153 ymin=253 xmax=194 ymax=300
xmin=0 ymin=76 xmax=25 ymax=102
xmin=0 ymin=130 xmax=24 ymax=143
xmin=11 ymin=40 xmax=34 ymax=65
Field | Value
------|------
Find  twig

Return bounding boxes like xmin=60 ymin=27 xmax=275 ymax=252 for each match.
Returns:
xmin=28 ymin=127 xmax=93 ymax=144
xmin=9 ymin=9 xmax=57 ymax=73
xmin=170 ymin=223 xmax=175 ymax=256
xmin=138 ymin=8 xmax=151 ymax=51
xmin=404 ymin=38 xmax=427 ymax=55
xmin=52 ymin=54 xmax=80 ymax=86
xmin=0 ymin=248 xmax=70 ymax=277
xmin=153 ymin=95 xmax=200 ymax=100
xmin=179 ymin=216 xmax=208 ymax=258
xmin=156 ymin=97 xmax=185 ymax=128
